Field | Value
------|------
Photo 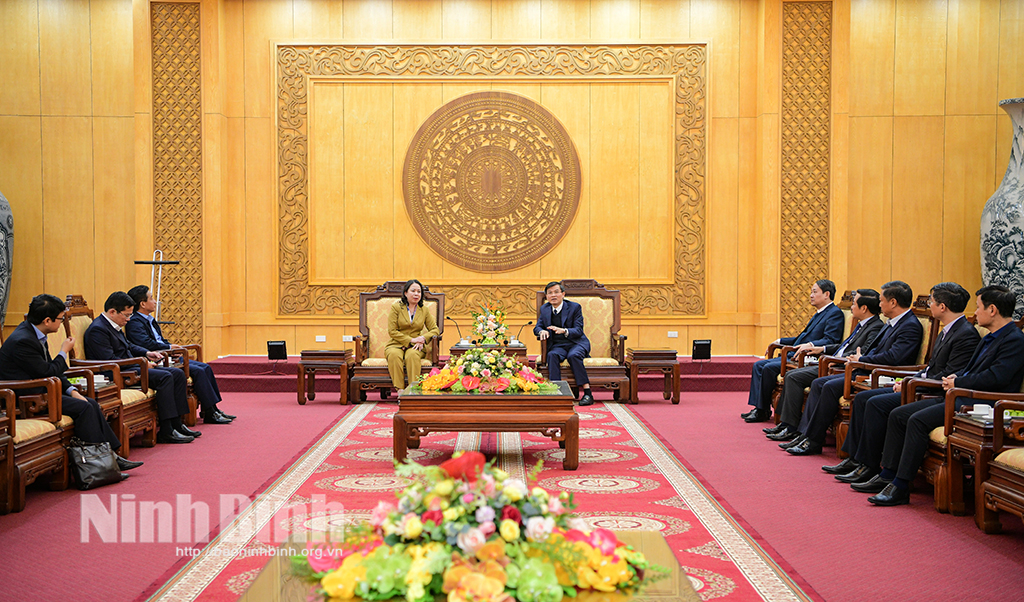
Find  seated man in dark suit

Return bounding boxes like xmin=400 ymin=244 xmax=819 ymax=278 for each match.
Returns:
xmin=785 ymin=280 xmax=923 ymax=456
xmin=742 ymin=279 xmax=845 ymax=423
xmin=826 ymin=282 xmax=980 ymax=487
xmin=765 ymin=289 xmax=884 ymax=442
xmin=84 ymin=291 xmax=199 ymax=444
xmin=0 ymin=294 xmax=140 ymax=474
xmin=868 ymin=285 xmax=1024 ymax=506
xmin=535 ymin=281 xmax=594 ymax=406
xmin=125 ymin=285 xmax=233 ymax=424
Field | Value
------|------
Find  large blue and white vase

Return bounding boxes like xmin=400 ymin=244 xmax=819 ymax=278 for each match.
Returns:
xmin=981 ymin=98 xmax=1024 ymax=319
xmin=0 ymin=191 xmax=11 ymax=330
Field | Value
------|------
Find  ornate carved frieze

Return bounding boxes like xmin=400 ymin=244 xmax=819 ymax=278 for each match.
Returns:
xmin=403 ymin=91 xmax=582 ymax=272
xmin=151 ymin=3 xmax=203 ymax=344
xmin=277 ymin=44 xmax=706 ymax=316
xmin=780 ymin=3 xmax=832 ymax=334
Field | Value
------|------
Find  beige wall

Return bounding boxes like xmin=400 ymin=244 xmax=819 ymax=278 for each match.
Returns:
xmin=2 ymin=0 xmax=1022 ymax=358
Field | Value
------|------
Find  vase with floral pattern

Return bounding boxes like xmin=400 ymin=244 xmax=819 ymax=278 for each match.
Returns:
xmin=981 ymin=98 xmax=1024 ymax=319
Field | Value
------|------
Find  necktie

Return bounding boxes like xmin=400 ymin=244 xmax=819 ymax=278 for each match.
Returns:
xmin=40 ymin=337 xmax=50 ymax=360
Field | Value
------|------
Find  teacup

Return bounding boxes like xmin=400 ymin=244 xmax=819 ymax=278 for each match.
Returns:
xmin=971 ymin=403 xmax=993 ymax=417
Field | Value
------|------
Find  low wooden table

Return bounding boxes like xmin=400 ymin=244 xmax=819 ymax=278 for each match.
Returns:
xmin=948 ymin=412 xmax=998 ymax=531
xmin=626 ymin=349 xmax=680 ymax=405
xmin=448 ymin=343 xmax=531 ymax=364
xmin=239 ymin=530 xmax=699 ymax=602
xmin=395 ymin=381 xmax=579 ymax=469
xmin=297 ymin=350 xmax=353 ymax=406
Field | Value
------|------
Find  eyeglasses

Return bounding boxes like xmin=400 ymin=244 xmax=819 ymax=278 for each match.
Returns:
xmin=48 ymin=313 xmax=66 ymax=323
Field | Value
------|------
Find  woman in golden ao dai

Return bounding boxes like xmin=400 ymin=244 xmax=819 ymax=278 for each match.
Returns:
xmin=385 ymin=279 xmax=440 ymax=389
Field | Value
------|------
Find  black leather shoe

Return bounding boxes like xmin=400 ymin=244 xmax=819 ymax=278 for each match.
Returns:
xmin=868 ymin=483 xmax=910 ymax=506
xmin=116 ymin=456 xmax=144 ymax=471
xmin=766 ymin=426 xmax=798 ymax=441
xmin=780 ymin=435 xmax=806 ymax=450
xmin=203 ymin=411 xmax=233 ymax=424
xmin=744 ymin=408 xmax=771 ymax=423
xmin=822 ymin=458 xmax=859 ymax=474
xmin=215 ymin=409 xmax=236 ymax=420
xmin=740 ymin=408 xmax=757 ymax=420
xmin=852 ymin=474 xmax=892 ymax=493
xmin=836 ymin=465 xmax=876 ymax=484
xmin=763 ymin=423 xmax=787 ymax=435
xmin=786 ymin=439 xmax=822 ymax=455
xmin=158 ymin=429 xmax=194 ymax=444
xmin=120 ymin=472 xmax=130 ymax=481
xmin=579 ymin=392 xmax=594 ymax=406
xmin=178 ymin=424 xmax=202 ymax=438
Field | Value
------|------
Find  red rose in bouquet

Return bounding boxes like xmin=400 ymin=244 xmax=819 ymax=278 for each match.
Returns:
xmin=440 ymin=450 xmax=486 ymax=483
xmin=500 ymin=505 xmax=522 ymax=524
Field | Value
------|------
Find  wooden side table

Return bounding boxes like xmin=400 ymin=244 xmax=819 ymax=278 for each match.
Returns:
xmin=948 ymin=413 xmax=997 ymax=531
xmin=297 ymin=350 xmax=353 ymax=406
xmin=626 ymin=349 xmax=679 ymax=405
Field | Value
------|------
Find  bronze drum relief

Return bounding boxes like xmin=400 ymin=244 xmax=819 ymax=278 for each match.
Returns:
xmin=403 ymin=91 xmax=582 ymax=272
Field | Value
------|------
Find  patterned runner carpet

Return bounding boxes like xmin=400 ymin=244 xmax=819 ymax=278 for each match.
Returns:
xmin=146 ymin=403 xmax=815 ymax=602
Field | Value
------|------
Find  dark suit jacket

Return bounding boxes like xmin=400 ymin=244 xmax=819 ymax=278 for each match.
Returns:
xmin=84 ymin=315 xmax=151 ymax=361
xmin=824 ymin=315 xmax=884 ymax=356
xmin=534 ymin=299 xmax=590 ymax=354
xmin=859 ymin=310 xmax=924 ymax=366
xmin=921 ymin=316 xmax=981 ymax=380
xmin=780 ymin=303 xmax=845 ymax=347
xmin=0 ymin=320 xmax=73 ymax=392
xmin=125 ymin=312 xmax=171 ymax=351
xmin=955 ymin=323 xmax=1024 ymax=393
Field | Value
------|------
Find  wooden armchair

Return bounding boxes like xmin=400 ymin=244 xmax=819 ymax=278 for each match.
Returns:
xmin=980 ymin=400 xmax=1024 ymax=533
xmin=0 ymin=389 xmax=13 ymax=514
xmin=65 ymin=295 xmax=158 ymax=453
xmin=0 ymin=377 xmax=67 ymax=513
xmin=535 ymin=279 xmax=629 ymax=400
xmin=822 ymin=296 xmax=937 ymax=456
xmin=768 ymin=290 xmax=857 ymax=422
xmin=350 ymin=282 xmax=445 ymax=402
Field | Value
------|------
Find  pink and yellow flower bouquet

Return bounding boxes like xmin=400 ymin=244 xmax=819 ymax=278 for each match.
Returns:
xmin=414 ymin=348 xmax=559 ymax=394
xmin=292 ymin=452 xmax=664 ymax=602
xmin=472 ymin=303 xmax=509 ymax=345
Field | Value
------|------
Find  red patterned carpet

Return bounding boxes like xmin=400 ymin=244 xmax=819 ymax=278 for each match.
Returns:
xmin=148 ymin=401 xmax=816 ymax=602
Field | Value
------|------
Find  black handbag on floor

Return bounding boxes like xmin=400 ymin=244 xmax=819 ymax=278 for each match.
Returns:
xmin=68 ymin=437 xmax=123 ymax=490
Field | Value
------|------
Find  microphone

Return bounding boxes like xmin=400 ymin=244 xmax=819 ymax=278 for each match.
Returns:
xmin=512 ymin=321 xmax=533 ymax=346
xmin=445 ymin=316 xmax=468 ymax=345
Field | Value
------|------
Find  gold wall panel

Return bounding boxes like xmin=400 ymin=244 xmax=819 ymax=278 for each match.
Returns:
xmin=151 ymin=2 xmax=203 ymax=345
xmin=780 ymin=2 xmax=832 ymax=335
xmin=276 ymin=44 xmax=707 ymax=317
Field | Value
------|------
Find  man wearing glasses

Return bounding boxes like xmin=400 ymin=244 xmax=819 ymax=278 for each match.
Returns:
xmin=0 ymin=294 xmax=142 ymax=471
xmin=84 ymin=291 xmax=198 ymax=444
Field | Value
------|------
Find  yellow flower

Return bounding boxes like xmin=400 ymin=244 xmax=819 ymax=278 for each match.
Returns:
xmin=404 ymin=515 xmax=423 ymax=539
xmin=492 ymin=468 xmax=508 ymax=481
xmin=321 ymin=553 xmax=367 ymax=599
xmin=406 ymin=581 xmax=425 ymax=602
xmin=435 ymin=479 xmax=455 ymax=496
xmin=499 ymin=519 xmax=520 ymax=541
xmin=530 ymin=487 xmax=549 ymax=500
xmin=443 ymin=508 xmax=461 ymax=522
xmin=503 ymin=485 xmax=523 ymax=502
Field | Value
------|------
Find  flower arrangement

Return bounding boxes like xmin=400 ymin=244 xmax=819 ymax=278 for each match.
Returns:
xmin=414 ymin=348 xmax=559 ymax=394
xmin=292 ymin=452 xmax=664 ymax=602
xmin=472 ymin=303 xmax=509 ymax=345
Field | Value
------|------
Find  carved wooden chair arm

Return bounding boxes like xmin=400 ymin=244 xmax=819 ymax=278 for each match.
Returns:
xmin=818 ymin=354 xmax=846 ymax=377
xmin=0 ymin=377 xmax=62 ymax=423
xmin=900 ymin=377 xmax=942 ymax=404
xmin=0 ymin=389 xmax=14 ymax=437
xmin=180 ymin=343 xmax=203 ymax=362
xmin=71 ymin=358 xmax=143 ymax=389
xmin=64 ymin=367 xmax=96 ymax=399
xmin=539 ymin=338 xmax=549 ymax=366
xmin=161 ymin=348 xmax=192 ymax=378
xmin=352 ymin=335 xmax=366 ymax=363
xmin=765 ymin=343 xmax=785 ymax=359
xmin=944 ymin=388 xmax=1024 ymax=437
xmin=614 ymin=334 xmax=627 ymax=364
xmin=869 ymin=368 xmax=919 ymax=389
xmin=993 ymin=400 xmax=1024 ymax=454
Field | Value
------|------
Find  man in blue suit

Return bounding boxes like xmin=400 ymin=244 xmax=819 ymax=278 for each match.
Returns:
xmin=742 ymin=279 xmax=845 ymax=423
xmin=786 ymin=280 xmax=923 ymax=456
xmin=535 ymin=281 xmax=593 ymax=406
xmin=125 ymin=285 xmax=233 ymax=425
xmin=868 ymin=285 xmax=1024 ymax=506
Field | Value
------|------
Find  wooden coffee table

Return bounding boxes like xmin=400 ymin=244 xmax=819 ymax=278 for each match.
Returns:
xmin=395 ymin=381 xmax=579 ymax=469
xmin=626 ymin=348 xmax=680 ymax=405
xmin=297 ymin=350 xmax=353 ymax=405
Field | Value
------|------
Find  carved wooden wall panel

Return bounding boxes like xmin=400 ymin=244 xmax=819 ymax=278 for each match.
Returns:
xmin=403 ymin=91 xmax=582 ymax=272
xmin=151 ymin=2 xmax=203 ymax=344
xmin=780 ymin=3 xmax=832 ymax=334
xmin=276 ymin=44 xmax=706 ymax=317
